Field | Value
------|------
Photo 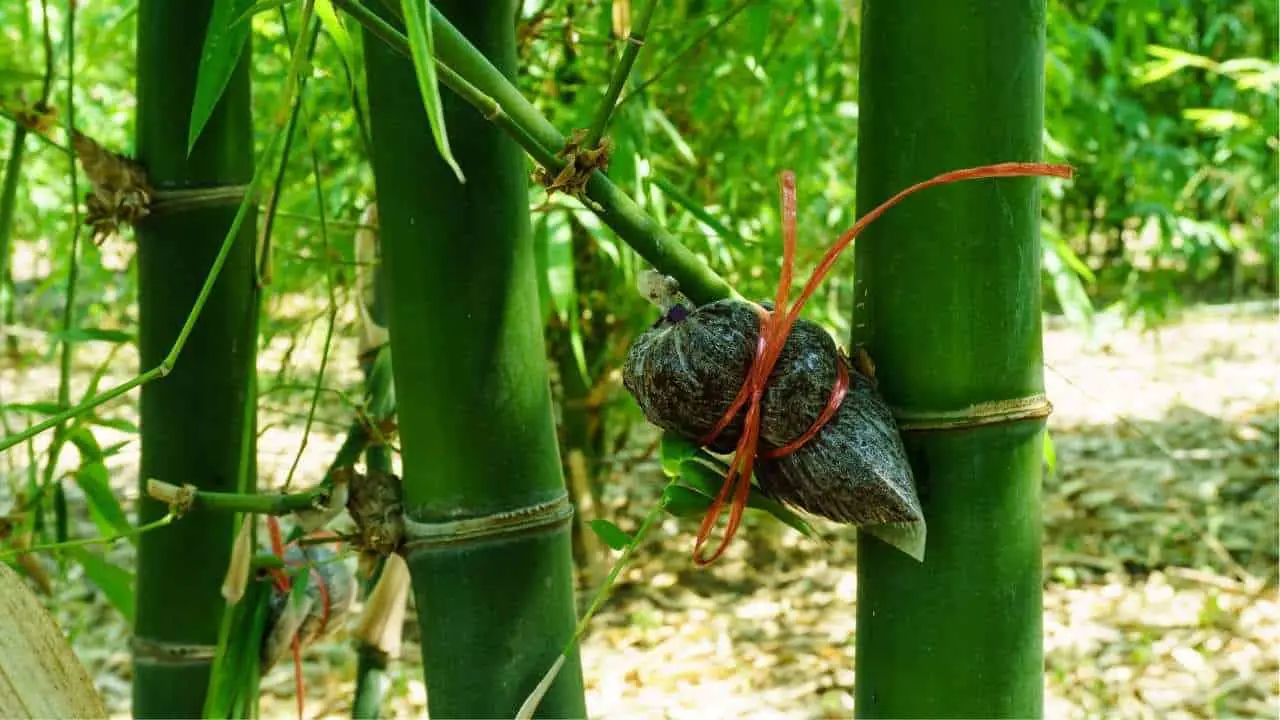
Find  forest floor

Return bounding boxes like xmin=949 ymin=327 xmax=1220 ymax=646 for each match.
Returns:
xmin=2 ymin=302 xmax=1276 ymax=719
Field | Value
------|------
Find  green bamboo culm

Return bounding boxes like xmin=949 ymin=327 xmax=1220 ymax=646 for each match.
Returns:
xmin=362 ymin=2 xmax=587 ymax=717
xmin=851 ymin=1 xmax=1047 ymax=717
xmin=132 ymin=0 xmax=258 ymax=716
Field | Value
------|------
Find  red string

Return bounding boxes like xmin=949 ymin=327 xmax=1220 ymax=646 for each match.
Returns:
xmin=690 ymin=162 xmax=1074 ymax=566
xmin=265 ymin=516 xmax=305 ymax=720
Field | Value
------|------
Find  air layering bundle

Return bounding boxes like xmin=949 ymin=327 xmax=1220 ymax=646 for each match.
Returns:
xmin=623 ymin=163 xmax=1074 ymax=565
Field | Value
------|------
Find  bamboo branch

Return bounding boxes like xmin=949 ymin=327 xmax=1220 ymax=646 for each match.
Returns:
xmin=147 ymin=479 xmax=327 ymax=517
xmin=583 ymin=0 xmax=660 ymax=148
xmin=334 ymin=0 xmax=736 ymax=306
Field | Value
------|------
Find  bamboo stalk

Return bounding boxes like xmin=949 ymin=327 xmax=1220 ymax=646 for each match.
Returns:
xmin=131 ymin=0 xmax=259 ymax=715
xmin=851 ymin=1 xmax=1050 ymax=716
xmin=361 ymin=1 xmax=587 ymax=715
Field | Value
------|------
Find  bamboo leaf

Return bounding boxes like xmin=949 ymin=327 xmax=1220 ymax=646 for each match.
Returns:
xmin=0 ymin=68 xmax=45 ymax=83
xmin=68 ymin=428 xmax=135 ymax=542
xmin=100 ymin=440 xmax=132 ymax=459
xmin=205 ymin=580 xmax=270 ymax=718
xmin=532 ymin=213 xmax=554 ymax=323
xmin=233 ymin=0 xmax=296 ymax=26
xmin=50 ymin=326 xmax=135 ymax=344
xmin=400 ymin=0 xmax=464 ymax=182
xmin=1043 ymin=430 xmax=1057 ymax=478
xmin=544 ymin=206 xmax=575 ymax=323
xmin=189 ymin=0 xmax=255 ymax=153
xmin=315 ymin=0 xmax=356 ymax=68
xmin=588 ymin=519 xmax=632 ymax=551
xmin=74 ymin=462 xmax=135 ymax=542
xmin=89 ymin=415 xmax=140 ymax=434
xmin=744 ymin=488 xmax=815 ymax=538
xmin=647 ymin=107 xmax=696 ymax=165
xmin=677 ymin=457 xmax=813 ymax=536
xmin=658 ymin=433 xmax=700 ymax=477
xmin=651 ymin=176 xmax=748 ymax=249
xmin=4 ymin=401 xmax=63 ymax=415
xmin=1042 ymin=235 xmax=1095 ymax=330
xmin=64 ymin=547 xmax=136 ymax=621
xmin=660 ymin=484 xmax=713 ymax=517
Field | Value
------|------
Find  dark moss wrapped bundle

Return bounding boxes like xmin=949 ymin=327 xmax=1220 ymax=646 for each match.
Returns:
xmin=623 ymin=289 xmax=924 ymax=550
xmin=261 ymin=542 xmax=358 ymax=672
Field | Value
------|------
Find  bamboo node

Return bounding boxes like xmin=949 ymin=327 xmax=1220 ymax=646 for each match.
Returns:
xmin=130 ymin=637 xmax=218 ymax=664
xmin=71 ymin=129 xmax=152 ymax=246
xmin=347 ymin=469 xmax=406 ymax=555
xmin=146 ymin=479 xmax=197 ymax=516
xmin=893 ymin=394 xmax=1054 ymax=432
xmin=533 ymin=128 xmax=611 ymax=208
xmin=149 ymin=184 xmax=251 ymax=215
xmin=401 ymin=494 xmax=574 ymax=552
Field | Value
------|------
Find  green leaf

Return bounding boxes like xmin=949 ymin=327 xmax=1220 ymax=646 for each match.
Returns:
xmin=83 ymin=345 xmax=126 ymax=402
xmin=400 ymin=0 xmax=464 ymax=182
xmin=67 ymin=425 xmax=104 ymax=462
xmin=102 ymin=441 xmax=133 ymax=460
xmin=233 ymin=0 xmax=295 ymax=27
xmin=1041 ymin=232 xmax=1095 ymax=331
xmin=744 ymin=489 xmax=815 ymax=538
xmin=658 ymin=433 xmax=701 ymax=477
xmin=68 ymin=427 xmax=135 ymax=542
xmin=89 ymin=415 xmax=140 ymax=434
xmin=660 ymin=484 xmax=713 ymax=518
xmin=1182 ymin=108 xmax=1253 ymax=133
xmin=1043 ymin=431 xmax=1057 ymax=478
xmin=672 ymin=455 xmax=814 ymax=537
xmin=544 ymin=210 xmax=575 ymax=323
xmin=50 ymin=327 xmax=134 ymax=344
xmin=648 ymin=107 xmax=697 ymax=165
xmin=532 ymin=213 xmax=554 ymax=323
xmin=674 ymin=456 xmax=726 ymax=496
xmin=232 ymin=0 xmax=294 ymax=26
xmin=588 ymin=518 xmax=632 ymax=551
xmin=651 ymin=176 xmax=749 ymax=249
xmin=205 ymin=579 xmax=270 ymax=719
xmin=287 ymin=563 xmax=312 ymax=611
xmin=73 ymin=461 xmax=135 ymax=542
xmin=315 ymin=0 xmax=356 ymax=68
xmin=189 ymin=0 xmax=255 ymax=153
xmin=3 ymin=401 xmax=63 ymax=415
xmin=0 ymin=68 xmax=46 ymax=84
xmin=366 ymin=344 xmax=397 ymax=420
xmin=65 ymin=547 xmax=136 ymax=621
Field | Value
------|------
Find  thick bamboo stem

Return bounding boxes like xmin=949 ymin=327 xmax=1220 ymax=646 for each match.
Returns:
xmin=851 ymin=1 xmax=1050 ymax=716
xmin=131 ymin=0 xmax=259 ymax=715
xmin=361 ymin=1 xmax=587 ymax=715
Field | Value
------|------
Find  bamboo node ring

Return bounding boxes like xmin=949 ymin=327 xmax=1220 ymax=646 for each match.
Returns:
xmin=130 ymin=637 xmax=218 ymax=664
xmin=893 ymin=394 xmax=1053 ymax=432
xmin=149 ymin=184 xmax=252 ymax=215
xmin=400 ymin=494 xmax=574 ymax=553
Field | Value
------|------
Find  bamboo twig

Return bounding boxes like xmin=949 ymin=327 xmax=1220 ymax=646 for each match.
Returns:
xmin=147 ymin=479 xmax=327 ymax=517
xmin=583 ymin=0 xmax=660 ymax=148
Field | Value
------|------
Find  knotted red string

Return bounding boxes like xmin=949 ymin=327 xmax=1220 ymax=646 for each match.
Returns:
xmin=265 ymin=516 xmax=306 ymax=720
xmin=691 ymin=162 xmax=1075 ymax=566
